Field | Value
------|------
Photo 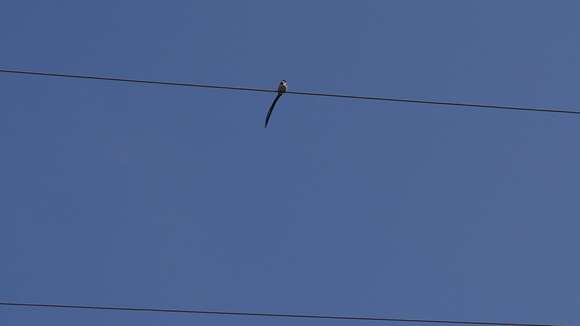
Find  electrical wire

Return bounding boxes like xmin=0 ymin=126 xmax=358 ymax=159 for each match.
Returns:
xmin=1 ymin=68 xmax=578 ymax=116
xmin=0 ymin=301 xmax=557 ymax=326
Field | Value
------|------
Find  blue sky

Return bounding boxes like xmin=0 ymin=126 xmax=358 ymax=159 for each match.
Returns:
xmin=1 ymin=1 xmax=579 ymax=325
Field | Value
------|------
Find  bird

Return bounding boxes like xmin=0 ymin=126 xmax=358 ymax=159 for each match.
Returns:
xmin=264 ymin=80 xmax=287 ymax=128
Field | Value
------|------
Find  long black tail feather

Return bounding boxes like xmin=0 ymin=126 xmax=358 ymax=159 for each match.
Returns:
xmin=264 ymin=94 xmax=282 ymax=128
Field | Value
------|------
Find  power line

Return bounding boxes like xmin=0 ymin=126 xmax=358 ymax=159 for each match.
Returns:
xmin=1 ymin=68 xmax=578 ymax=116
xmin=0 ymin=301 xmax=556 ymax=326
xmin=0 ymin=68 xmax=274 ymax=94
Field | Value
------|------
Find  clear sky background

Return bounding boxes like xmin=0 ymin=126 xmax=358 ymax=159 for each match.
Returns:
xmin=1 ymin=1 xmax=579 ymax=325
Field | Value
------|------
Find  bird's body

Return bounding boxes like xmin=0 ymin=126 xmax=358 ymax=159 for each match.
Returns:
xmin=277 ymin=80 xmax=287 ymax=94
xmin=264 ymin=80 xmax=287 ymax=128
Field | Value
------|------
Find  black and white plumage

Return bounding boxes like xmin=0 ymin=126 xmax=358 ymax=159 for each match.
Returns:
xmin=264 ymin=80 xmax=287 ymax=128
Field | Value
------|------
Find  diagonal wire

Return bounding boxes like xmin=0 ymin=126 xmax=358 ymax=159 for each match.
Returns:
xmin=1 ymin=68 xmax=579 ymax=116
xmin=0 ymin=301 xmax=558 ymax=326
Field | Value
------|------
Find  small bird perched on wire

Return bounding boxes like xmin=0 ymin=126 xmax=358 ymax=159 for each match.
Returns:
xmin=264 ymin=80 xmax=287 ymax=128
